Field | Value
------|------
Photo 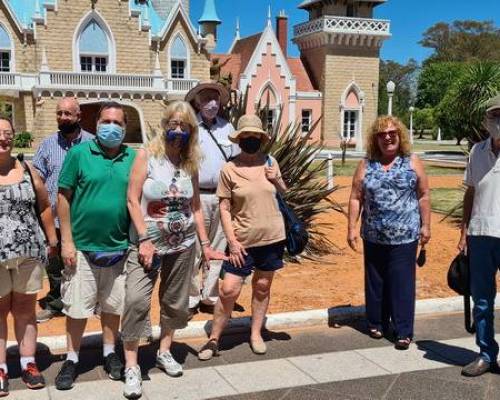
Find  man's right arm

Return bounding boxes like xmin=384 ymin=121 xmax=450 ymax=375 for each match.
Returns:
xmin=32 ymin=141 xmax=48 ymax=182
xmin=459 ymin=146 xmax=476 ymax=253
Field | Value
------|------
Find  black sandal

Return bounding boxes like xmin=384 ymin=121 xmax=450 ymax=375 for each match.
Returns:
xmin=395 ymin=337 xmax=411 ymax=350
xmin=369 ymin=329 xmax=383 ymax=339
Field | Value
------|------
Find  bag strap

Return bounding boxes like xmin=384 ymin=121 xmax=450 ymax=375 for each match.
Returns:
xmin=203 ymin=123 xmax=229 ymax=162
xmin=17 ymin=154 xmax=46 ymax=238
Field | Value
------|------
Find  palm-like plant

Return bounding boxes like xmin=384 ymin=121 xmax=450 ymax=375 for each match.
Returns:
xmin=226 ymin=89 xmax=341 ymax=258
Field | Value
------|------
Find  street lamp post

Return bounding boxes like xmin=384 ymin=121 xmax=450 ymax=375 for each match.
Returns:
xmin=409 ymin=106 xmax=415 ymax=144
xmin=386 ymin=80 xmax=395 ymax=116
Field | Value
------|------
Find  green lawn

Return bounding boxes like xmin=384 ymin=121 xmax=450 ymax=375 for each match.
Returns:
xmin=430 ymin=187 xmax=464 ymax=218
xmin=326 ymin=160 xmax=464 ymax=177
xmin=412 ymin=142 xmax=466 ymax=153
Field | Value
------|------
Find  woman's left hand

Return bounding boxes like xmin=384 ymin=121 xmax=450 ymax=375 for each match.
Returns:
xmin=265 ymin=163 xmax=280 ymax=182
xmin=47 ymin=245 xmax=58 ymax=259
xmin=202 ymin=246 xmax=228 ymax=266
xmin=420 ymin=225 xmax=431 ymax=245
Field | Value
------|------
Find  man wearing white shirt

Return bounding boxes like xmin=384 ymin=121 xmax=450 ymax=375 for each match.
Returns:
xmin=185 ymin=82 xmax=238 ymax=316
xmin=459 ymin=94 xmax=500 ymax=377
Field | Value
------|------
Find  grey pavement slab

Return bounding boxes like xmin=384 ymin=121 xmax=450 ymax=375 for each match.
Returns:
xmin=215 ymin=359 xmax=315 ymax=394
xmin=355 ymin=345 xmax=452 ymax=373
xmin=306 ymin=375 xmax=399 ymax=399
xmin=48 ymin=379 xmax=125 ymax=400
xmin=143 ymin=367 xmax=237 ymax=400
xmin=288 ymin=350 xmax=391 ymax=383
xmin=7 ymin=388 xmax=50 ymax=400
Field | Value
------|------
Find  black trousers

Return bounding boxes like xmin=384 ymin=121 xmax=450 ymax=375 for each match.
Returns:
xmin=40 ymin=229 xmax=64 ymax=312
xmin=363 ymin=240 xmax=418 ymax=339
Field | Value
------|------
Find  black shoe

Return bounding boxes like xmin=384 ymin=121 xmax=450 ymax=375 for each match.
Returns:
xmin=0 ymin=368 xmax=9 ymax=397
xmin=22 ymin=362 xmax=45 ymax=389
xmin=395 ymin=337 xmax=411 ymax=350
xmin=55 ymin=360 xmax=77 ymax=390
xmin=462 ymin=357 xmax=494 ymax=377
xmin=104 ymin=352 xmax=123 ymax=380
xmin=199 ymin=303 xmax=215 ymax=314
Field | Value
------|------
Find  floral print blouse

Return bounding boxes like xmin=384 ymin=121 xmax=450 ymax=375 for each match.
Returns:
xmin=361 ymin=156 xmax=421 ymax=245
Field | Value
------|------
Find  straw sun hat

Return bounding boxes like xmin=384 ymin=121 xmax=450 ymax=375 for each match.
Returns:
xmin=185 ymin=81 xmax=230 ymax=107
xmin=229 ymin=114 xmax=270 ymax=143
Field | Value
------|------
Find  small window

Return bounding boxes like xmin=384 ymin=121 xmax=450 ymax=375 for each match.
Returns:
xmin=266 ymin=109 xmax=274 ymax=131
xmin=95 ymin=57 xmax=107 ymax=72
xmin=80 ymin=56 xmax=92 ymax=72
xmin=170 ymin=35 xmax=188 ymax=79
xmin=343 ymin=111 xmax=357 ymax=139
xmin=78 ymin=19 xmax=110 ymax=73
xmin=347 ymin=4 xmax=355 ymax=17
xmin=0 ymin=51 xmax=10 ymax=72
xmin=301 ymin=110 xmax=312 ymax=134
xmin=171 ymin=60 xmax=185 ymax=79
xmin=80 ymin=56 xmax=107 ymax=72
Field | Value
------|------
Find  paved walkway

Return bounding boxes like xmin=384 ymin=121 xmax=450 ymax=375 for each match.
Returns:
xmin=5 ymin=312 xmax=500 ymax=399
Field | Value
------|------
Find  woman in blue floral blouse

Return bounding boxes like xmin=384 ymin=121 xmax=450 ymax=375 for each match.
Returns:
xmin=347 ymin=115 xmax=431 ymax=350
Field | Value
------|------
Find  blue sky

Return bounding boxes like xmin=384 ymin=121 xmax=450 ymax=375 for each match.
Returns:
xmin=191 ymin=0 xmax=500 ymax=64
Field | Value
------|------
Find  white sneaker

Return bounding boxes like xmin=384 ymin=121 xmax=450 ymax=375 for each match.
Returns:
xmin=123 ymin=366 xmax=142 ymax=399
xmin=156 ymin=351 xmax=183 ymax=377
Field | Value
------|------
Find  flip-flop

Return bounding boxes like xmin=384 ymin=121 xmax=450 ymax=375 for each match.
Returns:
xmin=369 ymin=329 xmax=383 ymax=339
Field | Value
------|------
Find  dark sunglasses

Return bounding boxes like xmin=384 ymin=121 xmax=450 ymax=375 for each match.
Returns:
xmin=377 ymin=129 xmax=399 ymax=139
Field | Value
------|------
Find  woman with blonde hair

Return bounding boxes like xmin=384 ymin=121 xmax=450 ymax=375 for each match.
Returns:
xmin=121 ymin=101 xmax=224 ymax=399
xmin=347 ymin=115 xmax=430 ymax=350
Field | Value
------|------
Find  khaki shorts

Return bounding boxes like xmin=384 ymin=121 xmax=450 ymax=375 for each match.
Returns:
xmin=61 ymin=251 xmax=127 ymax=319
xmin=0 ymin=257 xmax=44 ymax=298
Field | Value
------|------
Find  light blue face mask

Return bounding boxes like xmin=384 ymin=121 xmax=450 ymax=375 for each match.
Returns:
xmin=97 ymin=123 xmax=125 ymax=148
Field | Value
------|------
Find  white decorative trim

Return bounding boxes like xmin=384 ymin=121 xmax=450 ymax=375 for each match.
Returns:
xmin=168 ymin=31 xmax=190 ymax=79
xmin=72 ymin=10 xmax=117 ymax=73
xmin=155 ymin=2 xmax=199 ymax=47
xmin=255 ymin=80 xmax=282 ymax=107
xmin=0 ymin=22 xmax=16 ymax=72
xmin=0 ymin=1 xmax=26 ymax=34
xmin=294 ymin=16 xmax=391 ymax=39
xmin=295 ymin=91 xmax=322 ymax=100
xmin=240 ymin=24 xmax=296 ymax=97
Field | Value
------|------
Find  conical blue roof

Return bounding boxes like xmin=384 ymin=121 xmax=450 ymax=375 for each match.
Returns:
xmin=198 ymin=0 xmax=221 ymax=24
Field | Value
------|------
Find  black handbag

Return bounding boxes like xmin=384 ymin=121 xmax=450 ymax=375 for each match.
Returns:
xmin=447 ymin=252 xmax=475 ymax=333
xmin=266 ymin=157 xmax=309 ymax=256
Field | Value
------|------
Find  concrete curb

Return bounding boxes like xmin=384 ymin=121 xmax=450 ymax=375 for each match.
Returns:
xmin=10 ymin=295 xmax=475 ymax=352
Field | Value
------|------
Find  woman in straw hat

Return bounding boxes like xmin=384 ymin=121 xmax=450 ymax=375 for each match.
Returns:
xmin=198 ymin=114 xmax=287 ymax=361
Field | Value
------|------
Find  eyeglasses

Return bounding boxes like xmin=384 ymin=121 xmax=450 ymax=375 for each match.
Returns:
xmin=0 ymin=130 xmax=14 ymax=139
xmin=167 ymin=120 xmax=189 ymax=131
xmin=377 ymin=130 xmax=399 ymax=139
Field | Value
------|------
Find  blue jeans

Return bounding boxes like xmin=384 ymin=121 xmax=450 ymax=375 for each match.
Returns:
xmin=469 ymin=236 xmax=500 ymax=363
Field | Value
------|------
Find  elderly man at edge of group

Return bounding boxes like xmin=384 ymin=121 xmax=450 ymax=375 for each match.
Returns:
xmin=33 ymin=97 xmax=93 ymax=323
xmin=185 ymin=81 xmax=238 ymax=318
xmin=459 ymin=94 xmax=500 ymax=378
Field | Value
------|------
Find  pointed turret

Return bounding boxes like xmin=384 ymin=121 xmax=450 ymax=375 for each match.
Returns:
xmin=198 ymin=0 xmax=221 ymax=52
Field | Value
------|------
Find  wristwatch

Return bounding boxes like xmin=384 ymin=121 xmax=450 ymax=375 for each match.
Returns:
xmin=138 ymin=233 xmax=151 ymax=243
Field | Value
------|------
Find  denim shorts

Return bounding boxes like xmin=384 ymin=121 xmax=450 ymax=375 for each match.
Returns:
xmin=222 ymin=241 xmax=285 ymax=277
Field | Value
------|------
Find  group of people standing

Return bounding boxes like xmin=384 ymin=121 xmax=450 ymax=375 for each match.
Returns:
xmin=0 ymin=81 xmax=287 ymax=399
xmin=1 ymin=79 xmax=499 ymax=399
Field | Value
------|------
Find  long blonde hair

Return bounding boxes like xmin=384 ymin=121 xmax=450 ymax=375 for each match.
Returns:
xmin=147 ymin=101 xmax=201 ymax=175
xmin=366 ymin=115 xmax=411 ymax=161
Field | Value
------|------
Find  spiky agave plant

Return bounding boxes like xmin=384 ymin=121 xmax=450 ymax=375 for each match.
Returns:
xmin=228 ymin=90 xmax=341 ymax=258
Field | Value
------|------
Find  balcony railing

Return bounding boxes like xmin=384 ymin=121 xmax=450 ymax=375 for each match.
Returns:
xmin=165 ymin=78 xmax=199 ymax=92
xmin=46 ymin=72 xmax=155 ymax=89
xmin=294 ymin=16 xmax=391 ymax=39
xmin=0 ymin=72 xmax=17 ymax=86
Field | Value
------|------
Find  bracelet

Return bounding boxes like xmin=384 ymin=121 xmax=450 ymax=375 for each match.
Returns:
xmin=200 ymin=239 xmax=210 ymax=247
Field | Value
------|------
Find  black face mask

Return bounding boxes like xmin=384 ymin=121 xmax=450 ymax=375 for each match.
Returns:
xmin=58 ymin=122 xmax=79 ymax=135
xmin=239 ymin=137 xmax=261 ymax=154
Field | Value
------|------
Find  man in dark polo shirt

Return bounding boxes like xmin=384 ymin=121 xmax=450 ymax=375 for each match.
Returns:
xmin=54 ymin=102 xmax=136 ymax=390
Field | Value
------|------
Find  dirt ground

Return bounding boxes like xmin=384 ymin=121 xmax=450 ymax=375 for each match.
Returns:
xmin=9 ymin=175 xmax=465 ymax=339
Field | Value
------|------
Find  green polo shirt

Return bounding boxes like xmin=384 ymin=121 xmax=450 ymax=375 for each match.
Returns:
xmin=58 ymin=140 xmax=136 ymax=252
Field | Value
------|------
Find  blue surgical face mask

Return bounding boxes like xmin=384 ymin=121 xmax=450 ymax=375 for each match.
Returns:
xmin=165 ymin=129 xmax=190 ymax=147
xmin=97 ymin=123 xmax=125 ymax=148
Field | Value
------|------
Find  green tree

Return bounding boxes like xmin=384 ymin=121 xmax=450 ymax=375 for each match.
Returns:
xmin=378 ymin=59 xmax=419 ymax=119
xmin=420 ymin=20 xmax=500 ymax=64
xmin=416 ymin=62 xmax=466 ymax=108
xmin=412 ymin=108 xmax=435 ymax=139
xmin=434 ymin=62 xmax=500 ymax=145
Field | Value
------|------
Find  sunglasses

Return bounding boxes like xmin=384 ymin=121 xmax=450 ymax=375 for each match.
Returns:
xmin=377 ymin=129 xmax=399 ymax=139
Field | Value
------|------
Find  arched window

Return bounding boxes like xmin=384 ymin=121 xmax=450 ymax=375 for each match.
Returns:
xmin=0 ymin=25 xmax=12 ymax=72
xmin=78 ymin=20 xmax=109 ymax=72
xmin=170 ymin=35 xmax=188 ymax=79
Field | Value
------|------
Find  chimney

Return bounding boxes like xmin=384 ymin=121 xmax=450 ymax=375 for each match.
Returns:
xmin=276 ymin=10 xmax=288 ymax=58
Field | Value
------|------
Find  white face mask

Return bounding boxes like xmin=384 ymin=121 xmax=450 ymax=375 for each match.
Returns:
xmin=485 ymin=116 xmax=500 ymax=139
xmin=201 ymin=99 xmax=220 ymax=121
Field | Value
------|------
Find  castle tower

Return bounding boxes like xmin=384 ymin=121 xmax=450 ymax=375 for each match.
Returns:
xmin=198 ymin=0 xmax=221 ymax=52
xmin=293 ymin=0 xmax=391 ymax=149
xmin=151 ymin=0 xmax=190 ymax=18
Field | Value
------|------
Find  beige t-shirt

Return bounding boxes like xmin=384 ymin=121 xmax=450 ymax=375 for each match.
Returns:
xmin=216 ymin=156 xmax=286 ymax=248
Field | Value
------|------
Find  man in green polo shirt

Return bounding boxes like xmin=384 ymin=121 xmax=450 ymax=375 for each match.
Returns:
xmin=54 ymin=102 xmax=136 ymax=391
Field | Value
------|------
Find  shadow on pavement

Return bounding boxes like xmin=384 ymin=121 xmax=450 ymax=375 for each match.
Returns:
xmin=416 ymin=340 xmax=478 ymax=366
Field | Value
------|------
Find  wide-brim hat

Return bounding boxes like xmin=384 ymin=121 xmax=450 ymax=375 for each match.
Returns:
xmin=185 ymin=81 xmax=230 ymax=108
xmin=229 ymin=114 xmax=269 ymax=143
xmin=486 ymin=94 xmax=500 ymax=114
